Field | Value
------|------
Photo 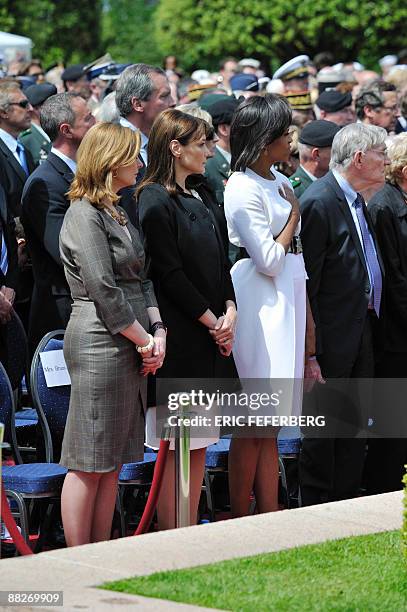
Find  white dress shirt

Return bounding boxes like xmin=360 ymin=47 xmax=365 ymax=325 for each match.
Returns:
xmin=119 ymin=117 xmax=148 ymax=164
xmin=332 ymin=169 xmax=377 ymax=296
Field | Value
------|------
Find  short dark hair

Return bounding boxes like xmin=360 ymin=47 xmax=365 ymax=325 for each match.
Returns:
xmin=230 ymin=94 xmax=292 ymax=172
xmin=355 ymin=80 xmax=397 ymax=120
xmin=313 ymin=52 xmax=334 ymax=71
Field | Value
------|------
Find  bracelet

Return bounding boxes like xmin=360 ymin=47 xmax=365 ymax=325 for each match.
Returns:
xmin=151 ymin=321 xmax=167 ymax=335
xmin=136 ymin=333 xmax=154 ymax=354
xmin=307 ymin=355 xmax=317 ymax=361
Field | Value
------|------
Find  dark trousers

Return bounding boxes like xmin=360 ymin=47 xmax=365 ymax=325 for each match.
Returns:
xmin=363 ymin=351 xmax=407 ymax=494
xmin=299 ymin=312 xmax=375 ymax=506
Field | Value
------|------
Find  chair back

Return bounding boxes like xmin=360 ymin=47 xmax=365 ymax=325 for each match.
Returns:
xmin=0 ymin=361 xmax=21 ymax=462
xmin=0 ymin=311 xmax=29 ymax=391
xmin=30 ymin=331 xmax=70 ymax=462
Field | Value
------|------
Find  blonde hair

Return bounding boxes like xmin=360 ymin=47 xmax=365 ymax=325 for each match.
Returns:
xmin=385 ymin=133 xmax=407 ymax=185
xmin=68 ymin=122 xmax=141 ymax=206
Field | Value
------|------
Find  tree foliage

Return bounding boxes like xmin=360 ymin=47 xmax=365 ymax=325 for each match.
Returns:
xmin=103 ymin=0 xmax=162 ymax=65
xmin=154 ymin=0 xmax=407 ymax=71
xmin=0 ymin=0 xmax=102 ymax=67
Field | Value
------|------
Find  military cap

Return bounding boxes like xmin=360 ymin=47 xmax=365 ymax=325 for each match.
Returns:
xmin=299 ymin=120 xmax=341 ymax=148
xmin=273 ymin=55 xmax=310 ymax=81
xmin=25 ymin=83 xmax=57 ymax=107
xmin=316 ymin=69 xmax=352 ymax=93
xmin=61 ymin=64 xmax=86 ymax=82
xmin=238 ymin=58 xmax=260 ymax=70
xmin=198 ymin=93 xmax=229 ymax=111
xmin=207 ymin=96 xmax=239 ymax=127
xmin=188 ymin=82 xmax=216 ymax=101
xmin=316 ymin=90 xmax=352 ymax=112
xmin=230 ymin=73 xmax=259 ymax=92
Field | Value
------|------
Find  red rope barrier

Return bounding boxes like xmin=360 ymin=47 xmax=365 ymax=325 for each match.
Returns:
xmin=134 ymin=439 xmax=170 ymax=535
xmin=1 ymin=438 xmax=170 ymax=551
xmin=1 ymin=483 xmax=33 ymax=556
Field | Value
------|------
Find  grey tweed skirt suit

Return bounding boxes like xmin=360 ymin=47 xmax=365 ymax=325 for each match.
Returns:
xmin=59 ymin=198 xmax=157 ymax=472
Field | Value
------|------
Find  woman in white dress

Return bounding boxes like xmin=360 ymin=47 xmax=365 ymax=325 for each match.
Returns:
xmin=224 ymin=94 xmax=322 ymax=517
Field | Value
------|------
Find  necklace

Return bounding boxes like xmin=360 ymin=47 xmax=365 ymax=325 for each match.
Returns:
xmin=103 ymin=204 xmax=128 ymax=226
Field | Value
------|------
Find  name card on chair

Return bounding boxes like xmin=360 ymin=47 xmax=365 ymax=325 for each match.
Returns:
xmin=40 ymin=350 xmax=71 ymax=387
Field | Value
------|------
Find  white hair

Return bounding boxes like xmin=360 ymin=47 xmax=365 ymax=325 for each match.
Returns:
xmin=298 ymin=142 xmax=314 ymax=161
xmin=94 ymin=92 xmax=120 ymax=123
xmin=329 ymin=123 xmax=387 ymax=170
xmin=176 ymin=103 xmax=213 ymax=126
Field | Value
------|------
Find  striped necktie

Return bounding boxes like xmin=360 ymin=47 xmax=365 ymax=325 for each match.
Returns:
xmin=0 ymin=226 xmax=8 ymax=276
xmin=353 ymin=194 xmax=382 ymax=316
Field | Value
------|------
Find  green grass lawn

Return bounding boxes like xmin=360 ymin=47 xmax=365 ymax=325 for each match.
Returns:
xmin=102 ymin=530 xmax=406 ymax=611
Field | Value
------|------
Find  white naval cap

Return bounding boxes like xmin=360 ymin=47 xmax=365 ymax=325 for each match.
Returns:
xmin=272 ymin=55 xmax=310 ymax=81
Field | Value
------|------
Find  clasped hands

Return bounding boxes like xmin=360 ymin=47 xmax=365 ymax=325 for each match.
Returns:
xmin=139 ymin=329 xmax=166 ymax=377
xmin=209 ymin=308 xmax=236 ymax=357
xmin=0 ymin=285 xmax=15 ymax=324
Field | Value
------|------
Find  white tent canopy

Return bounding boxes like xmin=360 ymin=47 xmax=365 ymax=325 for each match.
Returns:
xmin=0 ymin=31 xmax=32 ymax=63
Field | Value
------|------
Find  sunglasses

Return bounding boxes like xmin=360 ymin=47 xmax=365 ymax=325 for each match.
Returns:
xmin=9 ymin=100 xmax=31 ymax=109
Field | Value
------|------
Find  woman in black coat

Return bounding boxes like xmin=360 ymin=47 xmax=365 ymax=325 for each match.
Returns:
xmin=367 ymin=132 xmax=407 ymax=494
xmin=138 ymin=109 xmax=237 ymax=529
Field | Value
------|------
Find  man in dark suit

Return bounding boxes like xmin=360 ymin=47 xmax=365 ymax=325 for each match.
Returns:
xmin=21 ymin=92 xmax=95 ymax=355
xmin=299 ymin=122 xmax=388 ymax=505
xmin=0 ymin=81 xmax=36 ymax=218
xmin=115 ymin=63 xmax=174 ymax=226
xmin=0 ymin=183 xmax=19 ymax=369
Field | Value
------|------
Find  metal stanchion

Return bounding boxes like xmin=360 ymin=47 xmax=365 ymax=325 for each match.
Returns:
xmin=174 ymin=401 xmax=191 ymax=528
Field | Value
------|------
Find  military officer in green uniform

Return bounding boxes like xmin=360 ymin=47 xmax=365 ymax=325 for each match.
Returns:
xmin=205 ymin=95 xmax=240 ymax=263
xmin=19 ymin=83 xmax=56 ymax=164
xmin=289 ymin=119 xmax=340 ymax=198
xmin=205 ymin=95 xmax=239 ymax=207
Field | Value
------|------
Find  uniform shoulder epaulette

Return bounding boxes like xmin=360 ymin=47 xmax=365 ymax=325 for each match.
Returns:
xmin=19 ymin=128 xmax=32 ymax=138
xmin=289 ymin=176 xmax=302 ymax=189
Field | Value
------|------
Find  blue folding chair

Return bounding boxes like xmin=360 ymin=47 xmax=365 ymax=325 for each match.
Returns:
xmin=30 ymin=330 xmax=157 ymax=538
xmin=2 ymin=311 xmax=38 ymax=457
xmin=30 ymin=331 xmax=70 ymax=464
xmin=0 ymin=361 xmax=67 ymax=551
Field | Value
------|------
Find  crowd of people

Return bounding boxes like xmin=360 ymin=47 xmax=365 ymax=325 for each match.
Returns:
xmin=1 ymin=48 xmax=407 ymax=547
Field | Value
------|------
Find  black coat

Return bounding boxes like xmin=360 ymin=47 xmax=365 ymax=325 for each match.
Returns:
xmin=0 ymin=138 xmax=36 ymax=217
xmin=138 ymin=181 xmax=236 ymax=379
xmin=300 ymin=171 xmax=385 ymax=376
xmin=0 ymin=184 xmax=18 ymax=291
xmin=21 ymin=152 xmax=73 ymax=353
xmin=368 ymin=182 xmax=407 ymax=352
xmin=118 ymin=155 xmax=146 ymax=228
xmin=0 ymin=184 xmax=19 ymax=368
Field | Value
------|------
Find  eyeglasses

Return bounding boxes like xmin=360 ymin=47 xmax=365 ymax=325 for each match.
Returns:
xmin=377 ymin=104 xmax=399 ymax=113
xmin=363 ymin=148 xmax=389 ymax=159
xmin=8 ymin=100 xmax=31 ymax=109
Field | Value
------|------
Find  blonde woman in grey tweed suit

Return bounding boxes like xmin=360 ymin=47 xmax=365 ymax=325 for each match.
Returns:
xmin=59 ymin=123 xmax=166 ymax=547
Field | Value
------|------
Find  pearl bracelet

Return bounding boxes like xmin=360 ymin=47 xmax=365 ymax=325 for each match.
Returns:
xmin=136 ymin=333 xmax=154 ymax=354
